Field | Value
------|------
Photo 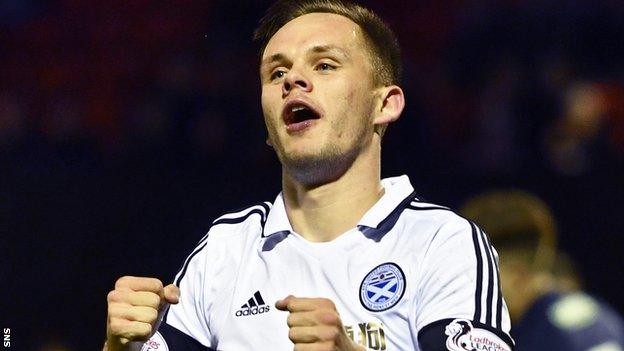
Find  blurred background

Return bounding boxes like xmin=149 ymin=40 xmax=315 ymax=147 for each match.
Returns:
xmin=1 ymin=0 xmax=623 ymax=350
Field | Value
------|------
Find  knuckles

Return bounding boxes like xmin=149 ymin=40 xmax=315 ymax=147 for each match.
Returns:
xmin=107 ymin=285 xmax=161 ymax=309
xmin=322 ymin=326 xmax=340 ymax=341
xmin=114 ymin=276 xmax=134 ymax=289
xmin=109 ymin=318 xmax=152 ymax=340
xmin=288 ymin=325 xmax=342 ymax=344
xmin=107 ymin=304 xmax=120 ymax=318
xmin=286 ymin=314 xmax=296 ymax=328
xmin=287 ymin=328 xmax=298 ymax=341
xmin=145 ymin=293 xmax=161 ymax=308
xmin=134 ymin=324 xmax=153 ymax=341
xmin=144 ymin=308 xmax=158 ymax=323
xmin=317 ymin=310 xmax=341 ymax=327
xmin=114 ymin=276 xmax=164 ymax=292
xmin=319 ymin=298 xmax=336 ymax=310
xmin=108 ymin=318 xmax=129 ymax=336
xmin=107 ymin=290 xmax=118 ymax=303
xmin=108 ymin=304 xmax=159 ymax=324
xmin=150 ymin=278 xmax=164 ymax=291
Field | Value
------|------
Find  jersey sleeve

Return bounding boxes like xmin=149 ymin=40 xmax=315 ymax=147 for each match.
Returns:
xmin=413 ymin=217 xmax=515 ymax=351
xmin=144 ymin=231 xmax=220 ymax=351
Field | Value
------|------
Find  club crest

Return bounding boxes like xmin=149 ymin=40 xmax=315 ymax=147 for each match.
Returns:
xmin=359 ymin=262 xmax=406 ymax=312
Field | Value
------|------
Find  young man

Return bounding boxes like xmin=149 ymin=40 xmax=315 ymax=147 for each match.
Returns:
xmin=104 ymin=1 xmax=514 ymax=350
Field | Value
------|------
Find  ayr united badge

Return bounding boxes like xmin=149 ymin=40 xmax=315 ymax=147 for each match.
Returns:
xmin=360 ymin=262 xmax=406 ymax=312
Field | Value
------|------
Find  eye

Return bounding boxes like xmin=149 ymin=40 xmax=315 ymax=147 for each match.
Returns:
xmin=316 ymin=63 xmax=335 ymax=72
xmin=270 ymin=69 xmax=286 ymax=81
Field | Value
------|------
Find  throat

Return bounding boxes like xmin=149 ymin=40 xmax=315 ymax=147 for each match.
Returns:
xmin=283 ymin=179 xmax=385 ymax=243
xmin=281 ymin=133 xmax=384 ymax=243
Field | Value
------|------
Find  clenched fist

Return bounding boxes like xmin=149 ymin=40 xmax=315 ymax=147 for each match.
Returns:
xmin=276 ymin=295 xmax=365 ymax=351
xmin=104 ymin=276 xmax=180 ymax=351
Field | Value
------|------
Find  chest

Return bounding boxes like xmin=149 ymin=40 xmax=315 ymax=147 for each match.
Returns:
xmin=208 ymin=241 xmax=418 ymax=350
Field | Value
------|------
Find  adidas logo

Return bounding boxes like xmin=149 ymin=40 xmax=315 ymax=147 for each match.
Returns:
xmin=235 ymin=291 xmax=270 ymax=317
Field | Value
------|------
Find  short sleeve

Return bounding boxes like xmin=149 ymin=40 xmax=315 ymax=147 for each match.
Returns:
xmin=414 ymin=217 xmax=514 ymax=350
xmin=146 ymin=232 xmax=217 ymax=350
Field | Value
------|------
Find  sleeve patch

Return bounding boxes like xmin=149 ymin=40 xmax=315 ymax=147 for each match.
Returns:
xmin=142 ymin=331 xmax=168 ymax=351
xmin=444 ymin=319 xmax=511 ymax=351
xmin=419 ymin=318 xmax=514 ymax=351
xmin=148 ymin=323 xmax=214 ymax=351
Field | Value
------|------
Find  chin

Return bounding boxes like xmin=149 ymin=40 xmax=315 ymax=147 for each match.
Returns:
xmin=280 ymin=144 xmax=358 ymax=186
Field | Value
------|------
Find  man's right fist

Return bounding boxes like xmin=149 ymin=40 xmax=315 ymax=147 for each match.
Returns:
xmin=104 ymin=276 xmax=180 ymax=351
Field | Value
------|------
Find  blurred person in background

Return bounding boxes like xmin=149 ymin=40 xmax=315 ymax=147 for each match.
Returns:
xmin=544 ymin=81 xmax=624 ymax=177
xmin=461 ymin=191 xmax=624 ymax=350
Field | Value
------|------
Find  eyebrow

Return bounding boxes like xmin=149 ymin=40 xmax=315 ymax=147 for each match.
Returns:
xmin=260 ymin=45 xmax=350 ymax=69
xmin=261 ymin=53 xmax=286 ymax=69
xmin=309 ymin=45 xmax=349 ymax=59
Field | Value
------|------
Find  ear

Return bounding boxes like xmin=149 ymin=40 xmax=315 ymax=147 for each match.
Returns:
xmin=266 ymin=137 xmax=273 ymax=147
xmin=372 ymin=85 xmax=405 ymax=127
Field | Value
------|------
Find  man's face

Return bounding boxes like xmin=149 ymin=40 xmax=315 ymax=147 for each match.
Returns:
xmin=260 ymin=13 xmax=378 ymax=183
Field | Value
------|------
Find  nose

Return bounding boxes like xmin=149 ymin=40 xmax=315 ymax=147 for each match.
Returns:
xmin=282 ymin=70 xmax=312 ymax=96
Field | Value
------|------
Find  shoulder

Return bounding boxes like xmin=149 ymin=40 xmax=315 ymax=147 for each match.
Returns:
xmin=403 ymin=197 xmax=468 ymax=226
xmin=404 ymin=198 xmax=494 ymax=282
xmin=176 ymin=201 xmax=274 ymax=272
xmin=170 ymin=201 xmax=273 ymax=285
xmin=401 ymin=196 xmax=477 ymax=245
xmin=203 ymin=201 xmax=273 ymax=240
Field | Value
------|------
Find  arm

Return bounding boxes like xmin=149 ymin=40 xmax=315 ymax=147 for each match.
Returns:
xmin=414 ymin=219 xmax=514 ymax=351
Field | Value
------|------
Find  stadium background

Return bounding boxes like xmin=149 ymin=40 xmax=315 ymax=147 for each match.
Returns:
xmin=1 ymin=1 xmax=623 ymax=350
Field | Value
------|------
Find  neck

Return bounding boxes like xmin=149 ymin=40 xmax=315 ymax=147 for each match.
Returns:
xmin=281 ymin=137 xmax=383 ymax=242
xmin=511 ymin=273 xmax=557 ymax=323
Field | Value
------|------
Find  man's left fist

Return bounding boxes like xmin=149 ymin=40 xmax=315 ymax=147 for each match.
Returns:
xmin=275 ymin=295 xmax=366 ymax=351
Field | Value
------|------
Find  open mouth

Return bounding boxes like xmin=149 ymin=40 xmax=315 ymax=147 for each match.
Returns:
xmin=282 ymin=100 xmax=321 ymax=130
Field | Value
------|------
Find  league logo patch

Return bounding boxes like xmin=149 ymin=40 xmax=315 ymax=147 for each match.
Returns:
xmin=359 ymin=262 xmax=406 ymax=312
xmin=445 ymin=319 xmax=511 ymax=351
xmin=141 ymin=331 xmax=169 ymax=351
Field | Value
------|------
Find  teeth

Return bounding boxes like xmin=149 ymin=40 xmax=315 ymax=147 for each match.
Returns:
xmin=292 ymin=106 xmax=307 ymax=113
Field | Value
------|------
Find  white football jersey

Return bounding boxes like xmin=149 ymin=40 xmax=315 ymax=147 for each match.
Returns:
xmin=143 ymin=175 xmax=514 ymax=351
